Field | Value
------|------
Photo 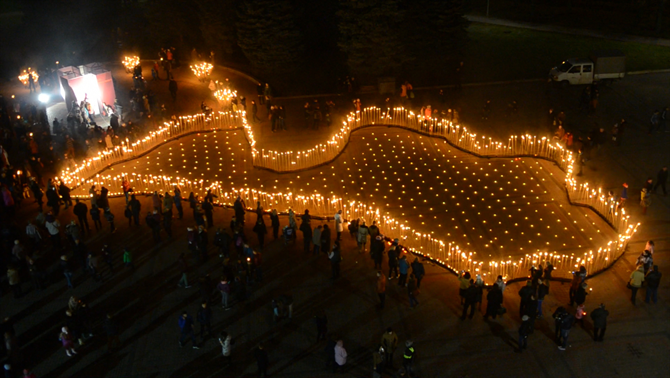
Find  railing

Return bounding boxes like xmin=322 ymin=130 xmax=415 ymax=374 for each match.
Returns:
xmin=61 ymin=106 xmax=638 ymax=284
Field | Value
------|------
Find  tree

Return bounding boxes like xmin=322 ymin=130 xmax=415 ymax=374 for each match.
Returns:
xmin=196 ymin=0 xmax=239 ymax=62
xmin=401 ymin=0 xmax=469 ymax=72
xmin=337 ymin=0 xmax=408 ymax=79
xmin=236 ymin=0 xmax=305 ymax=75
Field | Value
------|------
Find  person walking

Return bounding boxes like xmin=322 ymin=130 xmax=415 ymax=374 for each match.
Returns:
xmin=357 ymin=220 xmax=369 ymax=253
xmin=177 ymin=253 xmax=191 ymax=288
xmin=371 ymin=235 xmax=384 ymax=270
xmin=196 ymin=302 xmax=213 ymax=340
xmin=333 ymin=339 xmax=347 ymax=372
xmin=45 ymin=214 xmax=62 ymax=250
xmin=219 ymin=331 xmax=232 ymax=366
xmin=552 ymin=306 xmax=568 ymax=343
xmin=407 ymin=273 xmax=419 ymax=309
xmin=253 ymin=219 xmax=267 ymax=250
xmin=645 ymin=265 xmax=662 ymax=304
xmin=60 ymin=255 xmax=74 ymax=288
xmin=590 ymin=304 xmax=609 ymax=341
xmin=328 ymin=242 xmax=342 ymax=279
xmin=321 ymin=224 xmax=331 ymax=255
xmin=373 ymin=346 xmax=385 ymax=378
xmin=517 ymin=315 xmax=532 ymax=352
xmin=377 ymin=271 xmax=387 ymax=309
xmin=518 ymin=280 xmax=534 ymax=316
xmin=254 ymin=343 xmax=269 ymax=378
xmin=402 ymin=340 xmax=415 ymax=376
xmin=629 ymin=265 xmax=645 ymax=305
xmin=59 ymin=327 xmax=78 ymax=356
xmin=178 ymin=312 xmax=199 ymax=349
xmin=558 ymin=312 xmax=575 ymax=351
xmin=146 ymin=211 xmax=161 ymax=243
xmin=640 ymin=187 xmax=651 ymax=215
xmin=270 ymin=209 xmax=280 ymax=239
xmin=652 ymin=166 xmax=668 ymax=196
xmin=73 ymin=199 xmax=90 ymax=233
xmin=122 ymin=248 xmax=135 ymax=270
xmin=457 ymin=271 xmax=471 ymax=305
xmin=484 ymin=284 xmax=503 ymax=320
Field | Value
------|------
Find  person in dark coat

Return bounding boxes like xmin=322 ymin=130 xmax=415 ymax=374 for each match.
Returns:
xmin=73 ymin=199 xmax=90 ymax=232
xmin=411 ymin=257 xmax=425 ymax=288
xmin=90 ymin=204 xmax=102 ymax=231
xmin=518 ymin=281 xmax=534 ymax=317
xmin=590 ymin=303 xmax=609 ymax=341
xmin=129 ymin=194 xmax=141 ymax=226
xmin=461 ymin=280 xmax=478 ymax=320
xmin=645 ymin=265 xmax=662 ymax=304
xmin=254 ymin=343 xmax=269 ymax=377
xmin=202 ymin=200 xmax=214 ymax=228
xmin=196 ymin=302 xmax=213 ymax=339
xmin=270 ymin=210 xmax=280 ymax=239
xmin=537 ymin=279 xmax=549 ymax=318
xmin=517 ymin=315 xmax=532 ymax=352
xmin=299 ymin=210 xmax=312 ymax=253
xmin=214 ymin=228 xmax=231 ymax=258
xmin=484 ymin=284 xmax=503 ymax=320
xmin=574 ymin=282 xmax=588 ymax=305
xmin=321 ymin=224 xmax=331 ymax=254
xmin=253 ymin=219 xmax=267 ymax=250
xmin=387 ymin=244 xmax=399 ymax=279
xmin=233 ymin=196 xmax=245 ymax=226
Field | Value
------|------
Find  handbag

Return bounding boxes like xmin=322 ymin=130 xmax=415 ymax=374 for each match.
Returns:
xmin=626 ymin=281 xmax=633 ymax=289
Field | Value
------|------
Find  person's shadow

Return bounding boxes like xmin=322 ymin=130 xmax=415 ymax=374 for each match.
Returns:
xmin=485 ymin=318 xmax=517 ymax=351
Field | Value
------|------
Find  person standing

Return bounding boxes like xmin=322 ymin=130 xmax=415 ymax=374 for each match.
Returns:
xmin=334 ymin=210 xmax=344 ymax=241
xmin=458 ymin=271 xmax=471 ymax=305
xmin=652 ymin=166 xmax=668 ymax=196
xmin=629 ymin=265 xmax=645 ymax=305
xmin=129 ymin=194 xmax=141 ymax=226
xmin=388 ymin=244 xmax=399 ymax=280
xmin=169 ymin=79 xmax=178 ymax=102
xmin=122 ymin=178 xmax=131 ymax=204
xmin=461 ymin=280 xmax=478 ymax=320
xmin=219 ymin=331 xmax=232 ymax=366
xmin=590 ymin=304 xmax=609 ymax=342
xmin=484 ymin=284 xmax=503 ymax=320
xmin=254 ymin=343 xmax=269 ymax=378
xmin=537 ymin=279 xmax=549 ymax=318
xmin=398 ymin=255 xmax=409 ymax=286
xmin=377 ymin=271 xmax=387 ymax=309
xmin=381 ymin=328 xmax=398 ymax=369
xmin=217 ymin=276 xmax=230 ymax=310
xmin=640 ymin=187 xmax=651 ymax=215
xmin=73 ymin=199 xmax=90 ymax=233
xmin=315 ymin=310 xmax=328 ymax=342
xmin=328 ymin=242 xmax=342 ymax=280
xmin=402 ymin=340 xmax=415 ymax=376
xmin=517 ymin=315 xmax=532 ymax=353
xmin=45 ymin=214 xmax=62 ymax=250
xmin=178 ymin=312 xmax=199 ymax=349
xmin=196 ymin=302 xmax=213 ymax=340
xmin=411 ymin=258 xmax=425 ymax=288
xmin=312 ymin=225 xmax=322 ymax=255
xmin=333 ymin=339 xmax=347 ymax=372
xmin=518 ymin=280 xmax=534 ymax=316
xmin=103 ymin=314 xmax=121 ymax=351
xmin=253 ymin=219 xmax=267 ymax=251
xmin=104 ymin=207 xmax=116 ymax=233
xmin=59 ymin=327 xmax=77 ymax=356
xmin=373 ymin=346 xmax=385 ymax=378
xmin=174 ymin=188 xmax=183 ymax=219
xmin=407 ymin=274 xmax=419 ymax=309
xmin=146 ymin=211 xmax=161 ymax=243
xmin=558 ymin=312 xmax=575 ymax=351
xmin=645 ymin=265 xmax=662 ymax=304
xmin=357 ymin=220 xmax=369 ymax=253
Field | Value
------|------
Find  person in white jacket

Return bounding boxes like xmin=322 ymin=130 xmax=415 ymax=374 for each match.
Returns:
xmin=334 ymin=210 xmax=344 ymax=241
xmin=219 ymin=331 xmax=232 ymax=365
xmin=334 ymin=339 xmax=347 ymax=372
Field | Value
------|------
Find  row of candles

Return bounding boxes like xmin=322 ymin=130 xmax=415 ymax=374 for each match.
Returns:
xmin=18 ymin=68 xmax=39 ymax=86
xmin=122 ymin=56 xmax=140 ymax=73
xmin=68 ymin=172 xmax=639 ymax=284
xmin=251 ymin=107 xmax=568 ymax=172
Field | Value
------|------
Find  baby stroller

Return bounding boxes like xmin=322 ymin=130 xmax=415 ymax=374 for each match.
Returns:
xmin=282 ymin=225 xmax=295 ymax=246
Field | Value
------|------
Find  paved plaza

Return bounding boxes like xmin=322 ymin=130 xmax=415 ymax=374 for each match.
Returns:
xmin=0 ymin=57 xmax=668 ymax=377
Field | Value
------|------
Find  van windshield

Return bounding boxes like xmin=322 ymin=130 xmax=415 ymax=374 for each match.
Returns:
xmin=557 ymin=62 xmax=572 ymax=72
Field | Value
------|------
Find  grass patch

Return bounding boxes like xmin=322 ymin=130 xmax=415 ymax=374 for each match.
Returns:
xmin=463 ymin=23 xmax=670 ymax=83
